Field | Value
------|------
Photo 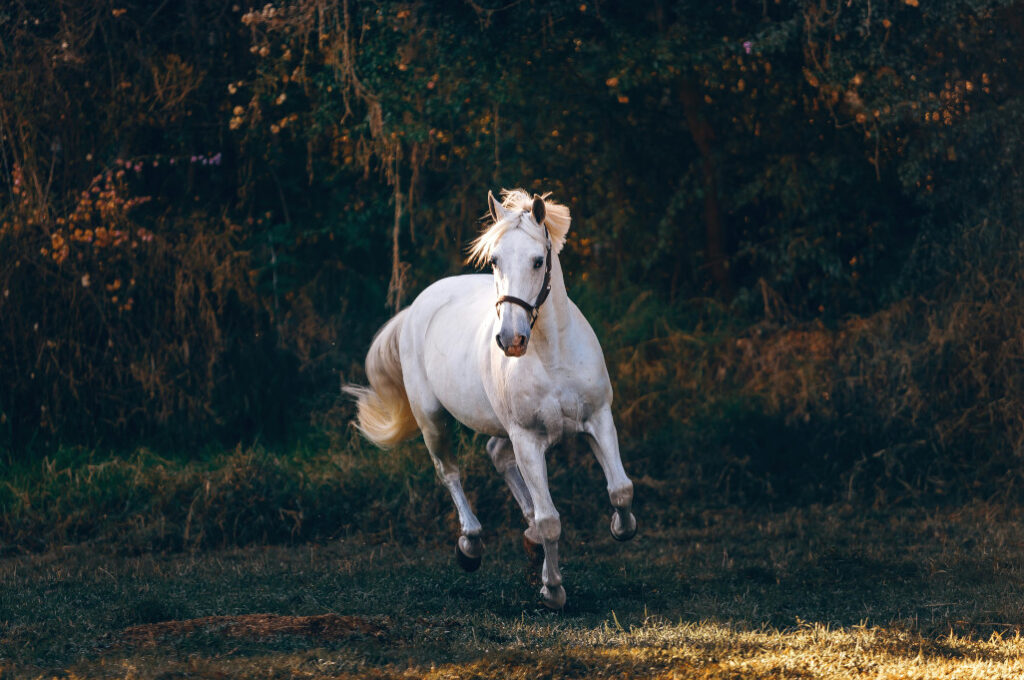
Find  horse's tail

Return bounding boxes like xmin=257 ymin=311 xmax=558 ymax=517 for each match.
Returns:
xmin=343 ymin=309 xmax=419 ymax=448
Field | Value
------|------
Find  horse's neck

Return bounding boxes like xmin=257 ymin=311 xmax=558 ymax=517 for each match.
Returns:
xmin=531 ymin=255 xmax=572 ymax=355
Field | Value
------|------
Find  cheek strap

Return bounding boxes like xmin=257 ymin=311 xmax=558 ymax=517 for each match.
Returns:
xmin=494 ymin=237 xmax=552 ymax=329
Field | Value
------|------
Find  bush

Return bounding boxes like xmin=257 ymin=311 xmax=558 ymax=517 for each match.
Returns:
xmin=2 ymin=0 xmax=1024 ymax=512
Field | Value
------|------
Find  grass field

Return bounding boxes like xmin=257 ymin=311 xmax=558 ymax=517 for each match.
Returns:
xmin=4 ymin=502 xmax=1024 ymax=679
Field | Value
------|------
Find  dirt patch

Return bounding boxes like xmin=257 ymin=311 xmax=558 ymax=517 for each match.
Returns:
xmin=119 ymin=613 xmax=387 ymax=647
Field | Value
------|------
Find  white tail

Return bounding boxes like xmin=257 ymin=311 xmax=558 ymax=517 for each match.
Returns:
xmin=344 ymin=310 xmax=419 ymax=448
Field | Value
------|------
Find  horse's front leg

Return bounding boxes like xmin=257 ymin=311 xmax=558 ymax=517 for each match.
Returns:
xmin=508 ymin=429 xmax=565 ymax=610
xmin=486 ymin=437 xmax=543 ymax=562
xmin=583 ymin=407 xmax=637 ymax=541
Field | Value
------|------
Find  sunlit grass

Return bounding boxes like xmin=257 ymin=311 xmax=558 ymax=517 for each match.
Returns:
xmin=394 ymin=621 xmax=1024 ymax=680
xmin=30 ymin=618 xmax=1024 ymax=679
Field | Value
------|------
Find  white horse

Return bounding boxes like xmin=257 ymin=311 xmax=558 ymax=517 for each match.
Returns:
xmin=346 ymin=189 xmax=636 ymax=610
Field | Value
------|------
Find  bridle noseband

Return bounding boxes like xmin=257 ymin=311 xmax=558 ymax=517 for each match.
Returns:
xmin=494 ymin=227 xmax=552 ymax=330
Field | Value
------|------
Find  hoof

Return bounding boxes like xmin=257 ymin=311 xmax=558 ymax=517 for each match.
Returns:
xmin=540 ymin=584 xmax=566 ymax=610
xmin=522 ymin=534 xmax=544 ymax=566
xmin=610 ymin=510 xmax=637 ymax=542
xmin=455 ymin=535 xmax=482 ymax=572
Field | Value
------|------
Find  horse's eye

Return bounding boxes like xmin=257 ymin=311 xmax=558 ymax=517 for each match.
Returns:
xmin=489 ymin=256 xmax=498 ymax=268
xmin=533 ymin=257 xmax=544 ymax=269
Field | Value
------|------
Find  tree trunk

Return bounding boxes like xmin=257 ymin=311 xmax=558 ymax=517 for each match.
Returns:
xmin=679 ymin=79 xmax=734 ymax=299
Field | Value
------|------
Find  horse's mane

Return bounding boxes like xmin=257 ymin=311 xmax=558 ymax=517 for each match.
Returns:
xmin=466 ymin=188 xmax=571 ymax=267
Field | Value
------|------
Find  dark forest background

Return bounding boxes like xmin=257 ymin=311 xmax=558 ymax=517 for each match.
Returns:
xmin=3 ymin=0 xmax=1024 ymax=532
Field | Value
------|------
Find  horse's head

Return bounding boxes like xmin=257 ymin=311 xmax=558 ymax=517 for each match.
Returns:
xmin=486 ymin=191 xmax=550 ymax=357
xmin=467 ymin=189 xmax=571 ymax=358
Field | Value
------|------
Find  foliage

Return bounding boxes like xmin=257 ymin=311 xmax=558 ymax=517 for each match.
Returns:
xmin=1 ymin=1 xmax=1023 ymax=505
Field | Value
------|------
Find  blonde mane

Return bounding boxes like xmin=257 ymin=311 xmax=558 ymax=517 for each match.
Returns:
xmin=466 ymin=189 xmax=572 ymax=267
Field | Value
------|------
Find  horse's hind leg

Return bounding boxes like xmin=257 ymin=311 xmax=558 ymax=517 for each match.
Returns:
xmin=486 ymin=437 xmax=542 ymax=562
xmin=583 ymin=407 xmax=637 ymax=542
xmin=415 ymin=408 xmax=484 ymax=571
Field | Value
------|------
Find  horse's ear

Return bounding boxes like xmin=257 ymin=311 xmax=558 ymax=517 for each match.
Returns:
xmin=487 ymin=190 xmax=507 ymax=223
xmin=531 ymin=194 xmax=546 ymax=225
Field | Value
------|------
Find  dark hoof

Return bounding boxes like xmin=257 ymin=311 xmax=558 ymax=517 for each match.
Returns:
xmin=610 ymin=511 xmax=637 ymax=542
xmin=540 ymin=584 xmax=566 ymax=610
xmin=455 ymin=536 xmax=482 ymax=572
xmin=522 ymin=534 xmax=544 ymax=566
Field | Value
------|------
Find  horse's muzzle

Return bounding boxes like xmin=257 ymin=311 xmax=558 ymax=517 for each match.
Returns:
xmin=495 ymin=332 xmax=529 ymax=357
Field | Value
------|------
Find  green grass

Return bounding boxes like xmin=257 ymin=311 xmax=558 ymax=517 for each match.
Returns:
xmin=0 ymin=429 xmax=755 ymax=555
xmin=3 ymin=503 xmax=1024 ymax=678
xmin=0 ymin=439 xmax=448 ymax=553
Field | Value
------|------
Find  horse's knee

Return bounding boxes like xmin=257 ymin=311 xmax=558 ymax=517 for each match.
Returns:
xmin=609 ymin=481 xmax=633 ymax=509
xmin=535 ymin=515 xmax=561 ymax=543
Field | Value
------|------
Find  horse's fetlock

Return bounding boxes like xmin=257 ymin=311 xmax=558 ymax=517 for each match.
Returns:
xmin=609 ymin=481 xmax=634 ymax=509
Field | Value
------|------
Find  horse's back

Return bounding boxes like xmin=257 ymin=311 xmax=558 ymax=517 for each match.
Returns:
xmin=405 ymin=274 xmax=493 ymax=339
xmin=412 ymin=273 xmax=492 ymax=312
xmin=399 ymin=274 xmax=505 ymax=435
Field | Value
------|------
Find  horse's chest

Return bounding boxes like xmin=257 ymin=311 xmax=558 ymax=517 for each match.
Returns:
xmin=509 ymin=373 xmax=598 ymax=437
xmin=552 ymin=384 xmax=594 ymax=425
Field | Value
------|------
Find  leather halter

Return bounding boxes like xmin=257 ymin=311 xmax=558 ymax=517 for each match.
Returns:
xmin=494 ymin=226 xmax=552 ymax=330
